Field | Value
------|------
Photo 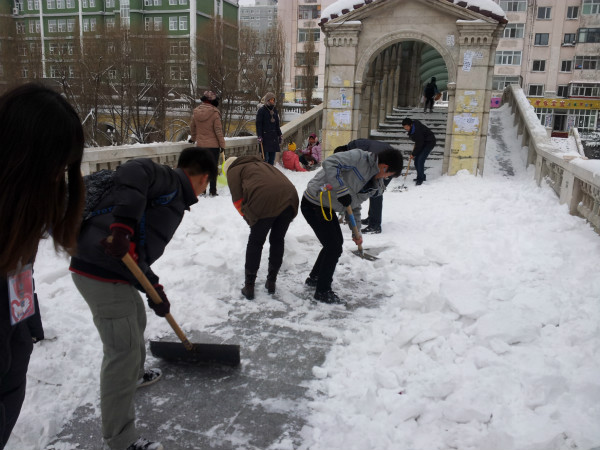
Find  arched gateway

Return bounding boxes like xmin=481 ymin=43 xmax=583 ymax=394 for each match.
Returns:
xmin=319 ymin=0 xmax=507 ymax=175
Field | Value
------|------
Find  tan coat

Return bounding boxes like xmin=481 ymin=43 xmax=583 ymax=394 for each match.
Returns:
xmin=226 ymin=156 xmax=299 ymax=227
xmin=190 ymin=103 xmax=226 ymax=149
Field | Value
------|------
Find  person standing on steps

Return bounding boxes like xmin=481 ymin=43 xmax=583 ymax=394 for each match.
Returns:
xmin=256 ymin=92 xmax=282 ymax=166
xmin=224 ymin=156 xmax=299 ymax=300
xmin=70 ymin=148 xmax=216 ymax=450
xmin=402 ymin=117 xmax=436 ymax=186
xmin=423 ymin=77 xmax=439 ymax=113
xmin=189 ymin=90 xmax=226 ymax=197
xmin=302 ymin=148 xmax=403 ymax=304
xmin=0 ymin=83 xmax=85 ymax=450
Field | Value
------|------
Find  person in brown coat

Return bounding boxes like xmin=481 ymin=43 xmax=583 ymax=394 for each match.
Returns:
xmin=224 ymin=156 xmax=299 ymax=299
xmin=189 ymin=91 xmax=226 ymax=196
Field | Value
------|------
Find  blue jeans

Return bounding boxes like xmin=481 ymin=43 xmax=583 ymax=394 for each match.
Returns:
xmin=265 ymin=152 xmax=276 ymax=165
xmin=414 ymin=143 xmax=435 ymax=182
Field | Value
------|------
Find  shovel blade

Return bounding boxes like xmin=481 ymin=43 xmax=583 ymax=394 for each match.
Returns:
xmin=351 ymin=249 xmax=379 ymax=261
xmin=150 ymin=340 xmax=240 ymax=366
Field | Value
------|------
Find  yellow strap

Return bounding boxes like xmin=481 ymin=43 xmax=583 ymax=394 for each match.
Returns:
xmin=319 ymin=190 xmax=333 ymax=221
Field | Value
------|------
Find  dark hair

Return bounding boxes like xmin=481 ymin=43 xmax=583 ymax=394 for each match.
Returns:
xmin=377 ymin=149 xmax=404 ymax=178
xmin=201 ymin=95 xmax=219 ymax=108
xmin=333 ymin=145 xmax=348 ymax=153
xmin=177 ymin=147 xmax=218 ymax=179
xmin=402 ymin=118 xmax=413 ymax=126
xmin=0 ymin=83 xmax=85 ymax=272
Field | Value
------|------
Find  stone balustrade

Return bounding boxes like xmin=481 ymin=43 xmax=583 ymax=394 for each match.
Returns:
xmin=503 ymin=85 xmax=600 ymax=234
xmin=81 ymin=104 xmax=323 ymax=175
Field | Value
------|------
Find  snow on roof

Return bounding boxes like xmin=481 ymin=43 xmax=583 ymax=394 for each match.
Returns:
xmin=320 ymin=0 xmax=507 ymax=26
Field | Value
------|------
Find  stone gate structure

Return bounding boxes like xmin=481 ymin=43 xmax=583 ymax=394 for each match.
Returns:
xmin=319 ymin=0 xmax=507 ymax=175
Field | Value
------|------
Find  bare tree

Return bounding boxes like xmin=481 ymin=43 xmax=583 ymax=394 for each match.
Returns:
xmin=300 ymin=29 xmax=317 ymax=111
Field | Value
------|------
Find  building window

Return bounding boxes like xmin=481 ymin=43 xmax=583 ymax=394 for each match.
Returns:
xmin=578 ymin=28 xmax=600 ymax=43
xmin=18 ymin=44 xmax=27 ymax=56
xmin=170 ymin=42 xmax=179 ymax=55
xmin=503 ymin=23 xmax=524 ymax=38
xmin=82 ymin=18 xmax=89 ymax=31
xmin=107 ymin=42 xmax=115 ymax=53
xmin=47 ymin=19 xmax=57 ymax=32
xmin=108 ymin=69 xmax=116 ymax=79
xmin=154 ymin=17 xmax=162 ymax=30
xmin=120 ymin=0 xmax=130 ymax=29
xmin=570 ymin=83 xmax=600 ymax=97
xmin=106 ymin=0 xmax=114 ymax=7
xmin=567 ymin=6 xmax=579 ymax=19
xmin=29 ymin=20 xmax=40 ymax=33
xmin=492 ymin=76 xmax=520 ymax=90
xmin=298 ymin=5 xmax=319 ymax=19
xmin=499 ymin=0 xmax=526 ymax=12
xmin=21 ymin=67 xmax=28 ymax=78
xmin=50 ymin=66 xmax=60 ymax=78
xmin=169 ymin=16 xmax=177 ymax=30
xmin=537 ymin=6 xmax=551 ymax=19
xmin=563 ymin=33 xmax=576 ymax=45
xmin=154 ymin=0 xmax=161 ymax=5
xmin=495 ymin=51 xmax=522 ymax=65
xmin=46 ymin=0 xmax=55 ymax=9
xmin=179 ymin=16 xmax=187 ymax=30
xmin=58 ymin=18 xmax=66 ymax=32
xmin=560 ymin=60 xmax=572 ymax=72
xmin=144 ymin=0 xmax=151 ymax=5
xmin=89 ymin=0 xmax=95 ymax=6
xmin=16 ymin=21 xmax=25 ymax=33
xmin=528 ymin=84 xmax=544 ymax=96
xmin=106 ymin=17 xmax=115 ymax=30
xmin=145 ymin=17 xmax=151 ymax=30
xmin=295 ymin=52 xmax=319 ymax=66
xmin=574 ymin=55 xmax=599 ymax=69
xmin=179 ymin=0 xmax=187 ymax=4
xmin=534 ymin=33 xmax=549 ymax=45
xmin=532 ymin=60 xmax=546 ymax=72
xmin=67 ymin=18 xmax=75 ymax=31
xmin=82 ymin=0 xmax=87 ymax=7
xmin=582 ymin=0 xmax=600 ymax=15
xmin=179 ymin=41 xmax=188 ymax=55
xmin=295 ymin=75 xmax=319 ymax=89
xmin=298 ymin=28 xmax=320 ymax=42
xmin=557 ymin=85 xmax=569 ymax=97
xmin=49 ymin=42 xmax=58 ymax=54
xmin=169 ymin=0 xmax=176 ymax=5
xmin=66 ymin=0 xmax=73 ymax=7
xmin=170 ymin=66 xmax=187 ymax=80
xmin=56 ymin=0 xmax=63 ymax=8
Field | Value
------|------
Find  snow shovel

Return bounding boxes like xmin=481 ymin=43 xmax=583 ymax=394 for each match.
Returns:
xmin=345 ymin=206 xmax=378 ymax=261
xmin=121 ymin=253 xmax=241 ymax=366
xmin=394 ymin=155 xmax=413 ymax=192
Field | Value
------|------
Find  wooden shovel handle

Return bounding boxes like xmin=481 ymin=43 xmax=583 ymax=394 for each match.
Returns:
xmin=121 ymin=253 xmax=193 ymax=350
xmin=345 ymin=205 xmax=364 ymax=256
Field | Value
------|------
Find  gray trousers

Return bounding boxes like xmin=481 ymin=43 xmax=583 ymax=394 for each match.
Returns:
xmin=72 ymin=273 xmax=146 ymax=450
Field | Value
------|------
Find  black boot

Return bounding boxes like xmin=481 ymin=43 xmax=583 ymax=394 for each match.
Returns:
xmin=241 ymin=272 xmax=256 ymax=300
xmin=265 ymin=266 xmax=278 ymax=294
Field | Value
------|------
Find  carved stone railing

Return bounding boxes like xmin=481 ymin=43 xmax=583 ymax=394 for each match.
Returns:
xmin=502 ymin=85 xmax=600 ymax=234
xmin=81 ymin=104 xmax=323 ymax=175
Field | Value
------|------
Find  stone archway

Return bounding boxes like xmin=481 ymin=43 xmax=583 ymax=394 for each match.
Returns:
xmin=319 ymin=0 xmax=507 ymax=175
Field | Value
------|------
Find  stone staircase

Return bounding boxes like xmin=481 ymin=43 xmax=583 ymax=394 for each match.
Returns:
xmin=369 ymin=106 xmax=448 ymax=181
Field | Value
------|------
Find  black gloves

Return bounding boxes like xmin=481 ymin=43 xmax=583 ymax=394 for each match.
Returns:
xmin=219 ymin=147 xmax=225 ymax=153
xmin=338 ymin=194 xmax=352 ymax=207
xmin=188 ymin=138 xmax=194 ymax=144
xmin=147 ymin=284 xmax=171 ymax=317
xmin=101 ymin=224 xmax=133 ymax=258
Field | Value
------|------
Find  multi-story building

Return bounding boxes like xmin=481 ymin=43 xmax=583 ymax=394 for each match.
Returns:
xmin=239 ymin=0 xmax=276 ymax=30
xmin=492 ymin=0 xmax=600 ymax=133
xmin=0 ymin=0 xmax=238 ymax=90
xmin=277 ymin=0 xmax=336 ymax=103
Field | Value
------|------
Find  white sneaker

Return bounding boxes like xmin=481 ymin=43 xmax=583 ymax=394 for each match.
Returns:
xmin=126 ymin=437 xmax=164 ymax=450
xmin=136 ymin=368 xmax=162 ymax=388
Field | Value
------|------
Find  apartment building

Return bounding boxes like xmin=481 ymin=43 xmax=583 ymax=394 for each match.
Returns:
xmin=277 ymin=0 xmax=336 ymax=103
xmin=239 ymin=0 xmax=276 ymax=30
xmin=492 ymin=0 xmax=600 ymax=133
xmin=0 ymin=0 xmax=238 ymax=89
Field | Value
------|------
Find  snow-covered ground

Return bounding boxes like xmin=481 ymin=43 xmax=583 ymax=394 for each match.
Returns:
xmin=6 ymin=105 xmax=600 ymax=450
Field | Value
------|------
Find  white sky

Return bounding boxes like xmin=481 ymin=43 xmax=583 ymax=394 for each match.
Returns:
xmin=6 ymin=104 xmax=600 ymax=450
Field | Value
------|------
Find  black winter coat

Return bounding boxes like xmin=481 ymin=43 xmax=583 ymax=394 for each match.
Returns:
xmin=347 ymin=139 xmax=394 ymax=155
xmin=408 ymin=120 xmax=436 ymax=157
xmin=70 ymin=158 xmax=198 ymax=286
xmin=256 ymin=105 xmax=282 ymax=153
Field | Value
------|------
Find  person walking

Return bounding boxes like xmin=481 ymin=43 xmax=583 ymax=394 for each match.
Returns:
xmin=189 ymin=90 xmax=226 ymax=196
xmin=69 ymin=149 xmax=217 ymax=450
xmin=0 ymin=83 xmax=85 ymax=450
xmin=423 ymin=77 xmax=439 ymax=113
xmin=402 ymin=117 xmax=436 ymax=185
xmin=301 ymin=148 xmax=403 ymax=304
xmin=346 ymin=139 xmax=398 ymax=234
xmin=224 ymin=156 xmax=299 ymax=300
xmin=256 ymin=92 xmax=282 ymax=166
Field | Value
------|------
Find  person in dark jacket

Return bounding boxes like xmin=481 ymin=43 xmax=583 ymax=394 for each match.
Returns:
xmin=256 ymin=92 xmax=282 ymax=166
xmin=402 ymin=118 xmax=436 ymax=185
xmin=0 ymin=84 xmax=85 ymax=450
xmin=346 ymin=139 xmax=398 ymax=234
xmin=70 ymin=149 xmax=217 ymax=450
xmin=302 ymin=148 xmax=403 ymax=304
xmin=423 ymin=77 xmax=439 ymax=113
xmin=224 ymin=156 xmax=299 ymax=300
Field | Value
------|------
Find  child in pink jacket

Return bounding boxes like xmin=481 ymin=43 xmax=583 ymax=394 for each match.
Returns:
xmin=282 ymin=142 xmax=307 ymax=172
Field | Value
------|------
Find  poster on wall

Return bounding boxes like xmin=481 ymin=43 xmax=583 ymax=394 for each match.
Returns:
xmin=567 ymin=115 xmax=576 ymax=131
xmin=544 ymin=114 xmax=553 ymax=128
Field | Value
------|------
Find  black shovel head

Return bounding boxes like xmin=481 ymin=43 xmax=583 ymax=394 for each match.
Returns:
xmin=150 ymin=340 xmax=241 ymax=366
